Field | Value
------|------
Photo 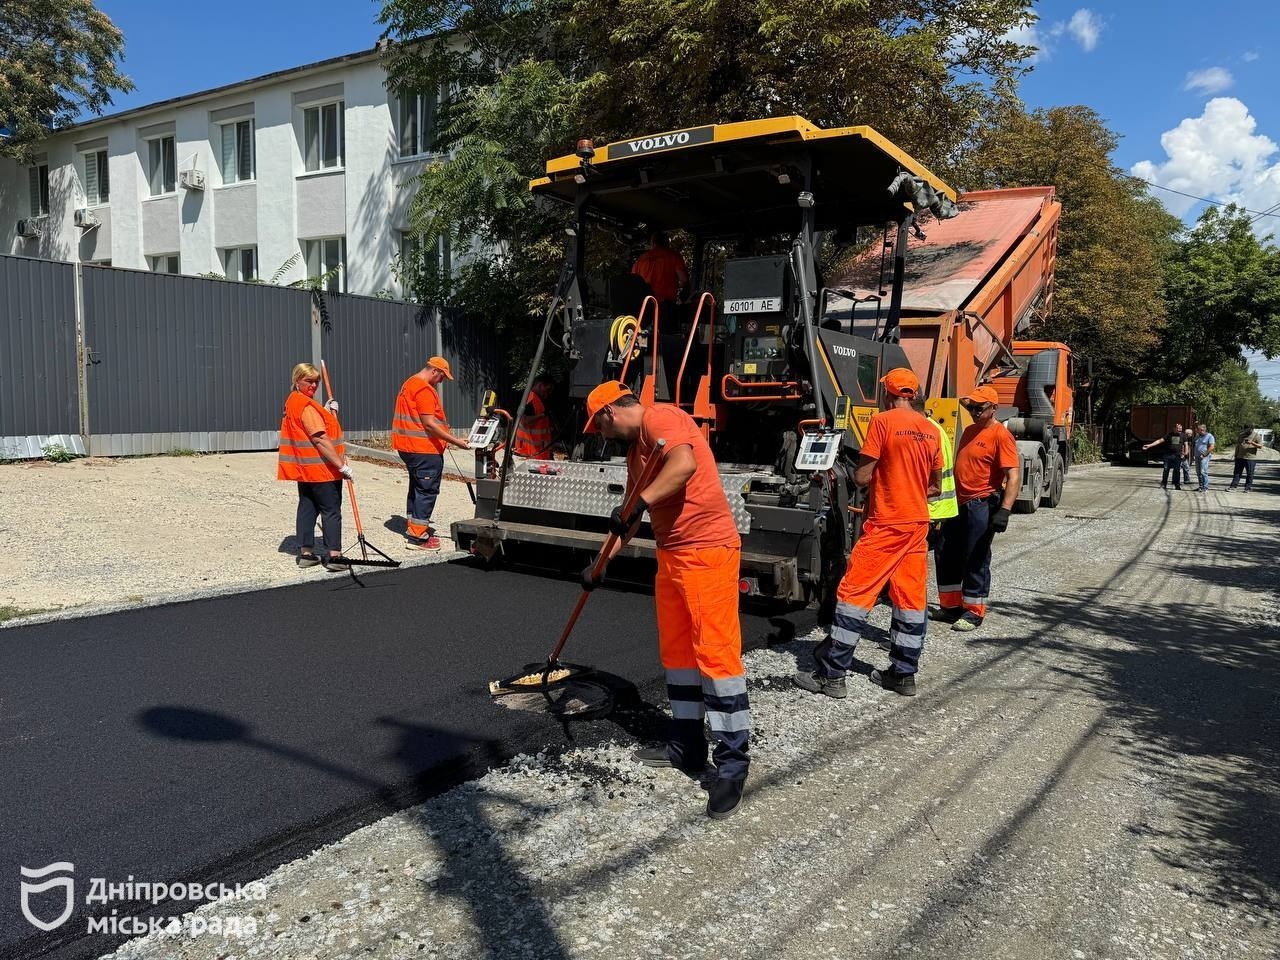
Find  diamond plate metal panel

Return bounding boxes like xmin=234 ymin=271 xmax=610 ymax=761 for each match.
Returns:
xmin=503 ymin=459 xmax=774 ymax=534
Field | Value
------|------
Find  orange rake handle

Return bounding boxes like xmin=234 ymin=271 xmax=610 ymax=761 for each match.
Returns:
xmin=547 ymin=438 xmax=667 ymax=664
xmin=320 ymin=359 xmax=367 ymax=558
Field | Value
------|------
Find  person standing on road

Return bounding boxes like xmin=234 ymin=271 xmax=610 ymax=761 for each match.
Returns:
xmin=932 ymin=385 xmax=1021 ymax=633
xmin=1230 ymin=425 xmax=1263 ymax=492
xmin=278 ymin=363 xmax=351 ymax=572
xmin=584 ymin=380 xmax=750 ymax=819
xmin=793 ymin=368 xmax=942 ymax=699
xmin=513 ymin=377 xmax=558 ymax=459
xmin=1142 ymin=422 xmax=1184 ymax=491
xmin=1194 ymin=422 xmax=1216 ymax=492
xmin=1181 ymin=428 xmax=1193 ymax=487
xmin=392 ymin=356 xmax=471 ymax=551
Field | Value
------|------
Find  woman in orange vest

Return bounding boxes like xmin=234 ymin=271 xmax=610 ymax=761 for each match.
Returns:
xmin=513 ymin=377 xmax=557 ymax=458
xmin=278 ymin=363 xmax=351 ymax=572
xmin=391 ymin=355 xmax=471 ymax=550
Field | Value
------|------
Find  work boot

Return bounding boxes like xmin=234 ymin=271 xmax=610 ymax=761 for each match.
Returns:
xmin=952 ymin=611 xmax=983 ymax=632
xmin=632 ymin=746 xmax=706 ymax=774
xmin=706 ymin=777 xmax=745 ymax=819
xmin=407 ymin=535 xmax=442 ymax=551
xmin=296 ymin=553 xmax=321 ymax=569
xmin=869 ymin=668 xmax=917 ymax=697
xmin=792 ymin=671 xmax=847 ymax=699
xmin=928 ymin=605 xmax=962 ymax=624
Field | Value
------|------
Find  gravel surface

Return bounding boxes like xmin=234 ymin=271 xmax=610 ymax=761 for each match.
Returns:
xmin=94 ymin=459 xmax=1279 ymax=960
xmin=0 ymin=452 xmax=475 ymax=620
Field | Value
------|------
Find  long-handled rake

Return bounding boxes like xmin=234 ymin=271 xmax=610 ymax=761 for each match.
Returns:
xmin=488 ymin=439 xmax=666 ymax=699
xmin=320 ymin=360 xmax=401 ymax=575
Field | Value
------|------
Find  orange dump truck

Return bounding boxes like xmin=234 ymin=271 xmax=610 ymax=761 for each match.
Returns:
xmin=836 ymin=186 xmax=1074 ymax=511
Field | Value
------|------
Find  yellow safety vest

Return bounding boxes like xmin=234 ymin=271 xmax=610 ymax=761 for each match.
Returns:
xmin=928 ymin=416 xmax=958 ymax=521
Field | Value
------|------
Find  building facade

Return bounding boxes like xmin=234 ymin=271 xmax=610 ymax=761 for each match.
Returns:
xmin=0 ymin=47 xmax=444 ymax=296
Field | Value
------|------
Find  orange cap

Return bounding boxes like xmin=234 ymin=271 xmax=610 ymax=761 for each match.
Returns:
xmin=879 ymin=367 xmax=920 ymax=398
xmin=426 ymin=356 xmax=453 ymax=380
xmin=583 ymin=380 xmax=633 ymax=433
xmin=963 ymin=385 xmax=999 ymax=406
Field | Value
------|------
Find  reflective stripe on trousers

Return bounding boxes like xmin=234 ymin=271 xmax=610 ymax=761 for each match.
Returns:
xmin=937 ymin=495 xmax=997 ymax=617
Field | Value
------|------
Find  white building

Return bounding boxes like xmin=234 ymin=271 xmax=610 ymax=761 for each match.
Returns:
xmin=0 ymin=46 xmax=445 ymax=295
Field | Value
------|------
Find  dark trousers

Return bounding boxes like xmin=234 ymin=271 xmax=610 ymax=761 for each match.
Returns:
xmin=1161 ymin=454 xmax=1182 ymax=489
xmin=400 ymin=451 xmax=444 ymax=538
xmin=936 ymin=495 xmax=998 ymax=617
xmin=1231 ymin=459 xmax=1257 ymax=491
xmin=297 ymin=480 xmax=343 ymax=553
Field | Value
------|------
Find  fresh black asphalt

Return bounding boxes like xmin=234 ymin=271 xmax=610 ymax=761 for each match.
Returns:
xmin=0 ymin=559 xmax=812 ymax=960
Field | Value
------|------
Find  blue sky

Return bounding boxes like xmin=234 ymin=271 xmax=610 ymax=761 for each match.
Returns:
xmin=93 ymin=0 xmax=1280 ymax=396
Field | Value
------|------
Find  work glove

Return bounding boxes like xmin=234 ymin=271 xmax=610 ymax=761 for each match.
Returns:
xmin=338 ymin=463 xmax=353 ymax=480
xmin=988 ymin=506 xmax=1010 ymax=534
xmin=608 ymin=497 xmax=649 ymax=538
xmin=324 ymin=399 xmax=339 ymax=414
xmin=580 ymin=564 xmax=601 ymax=592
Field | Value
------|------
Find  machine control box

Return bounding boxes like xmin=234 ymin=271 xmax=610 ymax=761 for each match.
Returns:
xmin=724 ymin=255 xmax=791 ymax=380
xmin=794 ymin=429 xmax=842 ymax=471
xmin=467 ymin=416 xmax=502 ymax=449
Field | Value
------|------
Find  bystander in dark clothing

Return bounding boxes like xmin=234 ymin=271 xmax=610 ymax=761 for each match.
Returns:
xmin=1143 ymin=424 xmax=1186 ymax=490
xmin=1230 ymin=427 xmax=1263 ymax=492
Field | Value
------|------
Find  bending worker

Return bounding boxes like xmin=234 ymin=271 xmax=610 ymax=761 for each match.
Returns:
xmin=932 ymin=385 xmax=1020 ymax=632
xmin=583 ymin=380 xmax=749 ymax=819
xmin=513 ymin=377 xmax=557 ymax=459
xmin=391 ymin=355 xmax=470 ymax=551
xmin=794 ymin=368 xmax=941 ymax=698
xmin=278 ymin=362 xmax=351 ymax=572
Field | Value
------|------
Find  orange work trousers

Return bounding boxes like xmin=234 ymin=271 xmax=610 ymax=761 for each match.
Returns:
xmin=822 ymin=520 xmax=929 ymax=677
xmin=655 ymin=544 xmax=750 ymax=780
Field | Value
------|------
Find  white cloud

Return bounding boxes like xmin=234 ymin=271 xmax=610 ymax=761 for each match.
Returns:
xmin=1066 ymin=9 xmax=1102 ymax=52
xmin=1184 ymin=67 xmax=1234 ymax=96
xmin=1243 ymin=51 xmax=1260 ymax=63
xmin=1001 ymin=21 xmax=1044 ymax=63
xmin=1132 ymin=98 xmax=1280 ymax=227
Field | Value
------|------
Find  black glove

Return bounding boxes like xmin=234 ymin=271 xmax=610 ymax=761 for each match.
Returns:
xmin=580 ymin=564 xmax=601 ymax=592
xmin=988 ymin=506 xmax=1011 ymax=534
xmin=608 ymin=497 xmax=648 ymax=538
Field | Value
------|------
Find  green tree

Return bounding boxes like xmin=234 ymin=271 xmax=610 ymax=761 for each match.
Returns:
xmin=1156 ymin=205 xmax=1280 ymax=384
xmin=378 ymin=0 xmax=1038 ymax=375
xmin=949 ymin=102 xmax=1182 ymax=416
xmin=0 ymin=0 xmax=134 ymax=160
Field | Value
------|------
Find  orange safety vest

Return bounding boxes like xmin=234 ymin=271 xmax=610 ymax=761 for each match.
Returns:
xmin=278 ymin=390 xmax=345 ymax=482
xmin=514 ymin=392 xmax=555 ymax=457
xmin=391 ymin=375 xmax=448 ymax=454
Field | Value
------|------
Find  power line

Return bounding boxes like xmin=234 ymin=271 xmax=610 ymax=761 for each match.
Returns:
xmin=1124 ymin=174 xmax=1280 ymax=220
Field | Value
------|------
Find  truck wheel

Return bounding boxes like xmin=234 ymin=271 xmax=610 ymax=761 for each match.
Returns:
xmin=1041 ymin=453 xmax=1065 ymax=508
xmin=1015 ymin=462 xmax=1042 ymax=514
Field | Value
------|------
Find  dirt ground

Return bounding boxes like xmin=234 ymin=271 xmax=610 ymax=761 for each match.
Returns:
xmin=0 ymin=450 xmax=476 ymax=620
xmin=95 ymin=458 xmax=1279 ymax=960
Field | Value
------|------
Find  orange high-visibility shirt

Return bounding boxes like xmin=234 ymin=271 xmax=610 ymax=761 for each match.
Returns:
xmin=861 ymin=407 xmax=942 ymax=525
xmin=278 ymin=391 xmax=344 ymax=482
xmin=632 ymin=246 xmax=688 ymax=303
xmin=514 ymin=392 xmax=555 ymax=457
xmin=392 ymin=374 xmax=448 ymax=454
xmin=954 ymin=420 xmax=1019 ymax=504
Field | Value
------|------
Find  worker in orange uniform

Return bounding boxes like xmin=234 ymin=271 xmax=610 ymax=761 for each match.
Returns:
xmin=278 ymin=362 xmax=351 ymax=572
xmin=513 ymin=377 xmax=557 ymax=459
xmin=631 ymin=232 xmax=689 ymax=304
xmin=583 ymin=380 xmax=749 ymax=819
xmin=932 ymin=385 xmax=1021 ymax=632
xmin=391 ymin=356 xmax=471 ymax=551
xmin=794 ymin=368 xmax=941 ymax=698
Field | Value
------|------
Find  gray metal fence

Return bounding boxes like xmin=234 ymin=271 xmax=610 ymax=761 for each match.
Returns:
xmin=0 ymin=255 xmax=83 ymax=458
xmin=1 ymin=253 xmax=505 ymax=457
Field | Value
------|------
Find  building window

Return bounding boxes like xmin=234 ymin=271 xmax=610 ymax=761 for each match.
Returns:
xmin=28 ymin=164 xmax=50 ymax=216
xmin=82 ymin=150 xmax=109 ymax=206
xmin=220 ymin=119 xmax=255 ymax=184
xmin=399 ymin=231 xmax=451 ymax=297
xmin=148 ymin=253 xmax=180 ymax=274
xmin=398 ymin=89 xmax=438 ymax=158
xmin=303 ymin=236 xmax=345 ymax=292
xmin=222 ymin=246 xmax=258 ymax=281
xmin=302 ymin=101 xmax=344 ymax=171
xmin=147 ymin=135 xmax=176 ymax=196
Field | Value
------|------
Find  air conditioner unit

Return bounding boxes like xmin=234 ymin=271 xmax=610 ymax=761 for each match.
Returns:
xmin=179 ymin=168 xmax=206 ymax=191
xmin=74 ymin=208 xmax=100 ymax=229
xmin=17 ymin=218 xmax=44 ymax=238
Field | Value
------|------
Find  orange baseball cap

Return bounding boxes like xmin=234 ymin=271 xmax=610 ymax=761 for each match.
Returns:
xmin=963 ymin=385 xmax=999 ymax=406
xmin=584 ymin=380 xmax=633 ymax=433
xmin=880 ymin=367 xmax=920 ymax=398
xmin=427 ymin=356 xmax=454 ymax=380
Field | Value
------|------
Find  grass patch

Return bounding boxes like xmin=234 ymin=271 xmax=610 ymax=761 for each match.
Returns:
xmin=0 ymin=605 xmax=55 ymax=624
xmin=42 ymin=442 xmax=82 ymax=463
xmin=166 ymin=447 xmax=198 ymax=457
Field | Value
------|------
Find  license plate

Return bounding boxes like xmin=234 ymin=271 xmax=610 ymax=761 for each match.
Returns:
xmin=726 ymin=298 xmax=781 ymax=314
